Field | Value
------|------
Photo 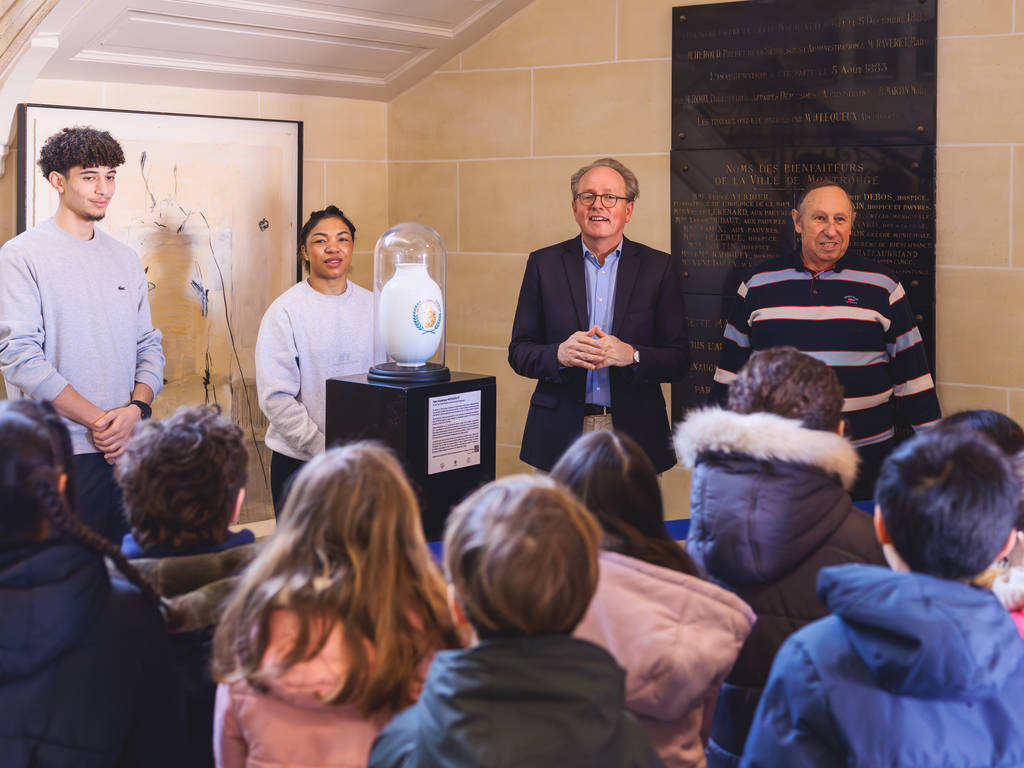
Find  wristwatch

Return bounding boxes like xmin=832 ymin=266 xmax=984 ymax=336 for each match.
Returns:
xmin=129 ymin=399 xmax=152 ymax=420
xmin=632 ymin=348 xmax=640 ymax=365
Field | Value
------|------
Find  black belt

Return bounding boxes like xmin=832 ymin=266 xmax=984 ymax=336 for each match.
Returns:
xmin=583 ymin=404 xmax=612 ymax=416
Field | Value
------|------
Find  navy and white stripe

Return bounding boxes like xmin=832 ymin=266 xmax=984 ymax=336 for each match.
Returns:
xmin=712 ymin=251 xmax=940 ymax=448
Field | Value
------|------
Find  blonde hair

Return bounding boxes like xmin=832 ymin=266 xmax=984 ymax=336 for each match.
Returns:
xmin=213 ymin=442 xmax=457 ymax=715
xmin=444 ymin=474 xmax=601 ymax=637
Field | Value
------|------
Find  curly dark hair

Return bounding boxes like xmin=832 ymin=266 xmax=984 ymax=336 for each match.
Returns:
xmin=115 ymin=404 xmax=248 ymax=552
xmin=38 ymin=126 xmax=126 ymax=179
xmin=728 ymin=346 xmax=844 ymax=432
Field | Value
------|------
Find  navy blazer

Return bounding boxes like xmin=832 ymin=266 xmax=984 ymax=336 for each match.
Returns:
xmin=508 ymin=235 xmax=689 ymax=472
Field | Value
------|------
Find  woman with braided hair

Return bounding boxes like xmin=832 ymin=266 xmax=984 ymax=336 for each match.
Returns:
xmin=0 ymin=399 xmax=186 ymax=768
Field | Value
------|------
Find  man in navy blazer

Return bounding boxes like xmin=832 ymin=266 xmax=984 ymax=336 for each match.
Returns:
xmin=508 ymin=158 xmax=689 ymax=472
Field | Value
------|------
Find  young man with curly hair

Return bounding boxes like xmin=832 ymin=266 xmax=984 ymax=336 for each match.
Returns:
xmin=0 ymin=126 xmax=165 ymax=543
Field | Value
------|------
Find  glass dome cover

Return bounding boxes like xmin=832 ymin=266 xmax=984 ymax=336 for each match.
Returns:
xmin=369 ymin=222 xmax=450 ymax=382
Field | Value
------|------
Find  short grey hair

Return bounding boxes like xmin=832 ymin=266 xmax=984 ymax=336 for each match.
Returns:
xmin=795 ymin=179 xmax=852 ymax=217
xmin=570 ymin=158 xmax=639 ymax=202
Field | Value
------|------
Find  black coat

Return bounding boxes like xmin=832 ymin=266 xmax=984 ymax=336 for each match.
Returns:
xmin=674 ymin=408 xmax=885 ymax=768
xmin=0 ymin=538 xmax=186 ymax=768
xmin=508 ymin=235 xmax=689 ymax=472
xmin=369 ymin=635 xmax=665 ymax=768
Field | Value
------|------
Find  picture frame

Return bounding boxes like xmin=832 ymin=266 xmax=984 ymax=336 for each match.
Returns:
xmin=17 ymin=103 xmax=303 ymax=523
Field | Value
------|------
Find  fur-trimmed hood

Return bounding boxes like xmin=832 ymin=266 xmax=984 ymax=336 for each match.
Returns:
xmin=678 ymin=408 xmax=880 ymax=587
xmin=673 ymin=408 xmax=859 ymax=491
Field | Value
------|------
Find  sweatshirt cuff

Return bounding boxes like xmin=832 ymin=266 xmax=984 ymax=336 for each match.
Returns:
xmin=31 ymin=369 xmax=70 ymax=402
xmin=135 ymin=369 xmax=164 ymax=398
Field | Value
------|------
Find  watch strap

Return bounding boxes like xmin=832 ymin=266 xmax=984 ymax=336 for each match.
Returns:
xmin=129 ymin=399 xmax=152 ymax=420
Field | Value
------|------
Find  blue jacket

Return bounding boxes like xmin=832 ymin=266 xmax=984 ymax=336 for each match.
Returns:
xmin=0 ymin=538 xmax=186 ymax=767
xmin=742 ymin=564 xmax=1024 ymax=767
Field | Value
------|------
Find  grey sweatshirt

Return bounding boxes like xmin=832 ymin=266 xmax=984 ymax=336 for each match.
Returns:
xmin=255 ymin=279 xmax=374 ymax=461
xmin=0 ymin=218 xmax=165 ymax=454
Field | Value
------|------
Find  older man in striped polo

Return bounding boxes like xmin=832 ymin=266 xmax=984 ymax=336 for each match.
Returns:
xmin=711 ymin=180 xmax=939 ymax=499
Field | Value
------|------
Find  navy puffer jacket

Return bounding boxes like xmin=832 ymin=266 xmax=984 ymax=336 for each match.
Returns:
xmin=674 ymin=408 xmax=885 ymax=768
xmin=0 ymin=537 xmax=186 ymax=767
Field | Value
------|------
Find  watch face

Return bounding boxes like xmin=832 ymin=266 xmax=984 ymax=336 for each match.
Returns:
xmin=633 ymin=349 xmax=640 ymax=364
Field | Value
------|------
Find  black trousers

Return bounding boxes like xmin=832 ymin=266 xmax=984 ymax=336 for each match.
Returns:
xmin=71 ymin=452 xmax=128 ymax=545
xmin=270 ymin=451 xmax=307 ymax=520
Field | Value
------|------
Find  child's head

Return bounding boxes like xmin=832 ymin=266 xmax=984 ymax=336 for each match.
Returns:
xmin=875 ymin=427 xmax=1019 ymax=580
xmin=728 ymin=346 xmax=844 ymax=432
xmin=550 ymin=430 xmax=701 ymax=576
xmin=213 ymin=442 xmax=456 ymax=714
xmin=940 ymin=409 xmax=1024 ymax=456
xmin=0 ymin=400 xmax=67 ymax=540
xmin=115 ymin=404 xmax=247 ymax=550
xmin=443 ymin=474 xmax=601 ymax=638
xmin=0 ymin=400 xmax=159 ymax=602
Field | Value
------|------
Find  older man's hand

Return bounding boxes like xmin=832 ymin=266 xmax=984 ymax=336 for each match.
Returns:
xmin=557 ymin=326 xmax=605 ymax=369
xmin=591 ymin=327 xmax=635 ymax=368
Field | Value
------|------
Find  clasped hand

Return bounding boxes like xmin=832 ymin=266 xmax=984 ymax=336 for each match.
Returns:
xmin=557 ymin=325 xmax=633 ymax=370
xmin=90 ymin=405 xmax=142 ymax=464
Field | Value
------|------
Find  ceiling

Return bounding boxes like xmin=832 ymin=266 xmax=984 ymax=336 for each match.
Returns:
xmin=32 ymin=0 xmax=533 ymax=100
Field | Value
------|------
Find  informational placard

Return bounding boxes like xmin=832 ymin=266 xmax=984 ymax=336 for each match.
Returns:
xmin=428 ymin=391 xmax=482 ymax=475
xmin=672 ymin=0 xmax=936 ymax=149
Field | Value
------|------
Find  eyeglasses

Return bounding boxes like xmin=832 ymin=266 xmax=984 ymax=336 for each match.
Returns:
xmin=574 ymin=192 xmax=632 ymax=208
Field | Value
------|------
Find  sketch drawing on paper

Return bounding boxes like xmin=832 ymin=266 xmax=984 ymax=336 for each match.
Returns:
xmin=17 ymin=104 xmax=302 ymax=524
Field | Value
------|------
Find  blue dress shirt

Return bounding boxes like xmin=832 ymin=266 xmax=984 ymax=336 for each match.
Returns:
xmin=583 ymin=240 xmax=622 ymax=407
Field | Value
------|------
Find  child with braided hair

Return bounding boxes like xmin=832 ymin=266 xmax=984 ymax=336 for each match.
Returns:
xmin=0 ymin=399 xmax=185 ymax=768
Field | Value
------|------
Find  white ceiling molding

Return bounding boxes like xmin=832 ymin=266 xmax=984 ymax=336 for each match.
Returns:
xmin=30 ymin=0 xmax=533 ymax=100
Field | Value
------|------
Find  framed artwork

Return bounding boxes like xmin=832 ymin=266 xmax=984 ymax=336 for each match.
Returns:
xmin=17 ymin=103 xmax=302 ymax=523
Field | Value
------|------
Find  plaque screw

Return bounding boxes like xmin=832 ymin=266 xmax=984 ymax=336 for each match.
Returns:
xmin=916 ymin=125 xmax=925 ymax=133
xmin=915 ymin=314 xmax=924 ymax=322
xmin=678 ymin=132 xmax=686 ymax=141
xmin=683 ymin=271 xmax=690 ymax=278
xmin=911 ymin=280 xmax=920 ymax=288
xmin=678 ymin=14 xmax=687 ymax=22
xmin=680 ymin=163 xmax=690 ymax=172
xmin=910 ymin=161 xmax=920 ymax=170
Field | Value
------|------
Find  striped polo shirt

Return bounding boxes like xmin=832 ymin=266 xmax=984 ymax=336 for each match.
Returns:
xmin=711 ymin=251 xmax=940 ymax=448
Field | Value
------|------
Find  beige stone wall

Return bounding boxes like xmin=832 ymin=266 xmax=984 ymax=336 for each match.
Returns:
xmin=934 ymin=1 xmax=1024 ymax=416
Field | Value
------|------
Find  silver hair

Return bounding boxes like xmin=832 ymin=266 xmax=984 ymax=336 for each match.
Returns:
xmin=570 ymin=158 xmax=639 ymax=201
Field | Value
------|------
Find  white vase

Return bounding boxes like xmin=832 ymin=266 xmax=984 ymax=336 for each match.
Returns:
xmin=378 ymin=263 xmax=443 ymax=366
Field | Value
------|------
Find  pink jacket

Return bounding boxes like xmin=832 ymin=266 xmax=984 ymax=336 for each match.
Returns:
xmin=214 ymin=611 xmax=410 ymax=768
xmin=574 ymin=551 xmax=756 ymax=768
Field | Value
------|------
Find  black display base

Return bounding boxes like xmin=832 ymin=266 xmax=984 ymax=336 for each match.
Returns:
xmin=368 ymin=361 xmax=451 ymax=383
xmin=325 ymin=371 xmax=496 ymax=540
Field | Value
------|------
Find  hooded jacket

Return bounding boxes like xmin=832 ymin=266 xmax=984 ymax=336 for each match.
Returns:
xmin=742 ymin=564 xmax=1024 ymax=767
xmin=574 ymin=551 xmax=755 ymax=768
xmin=215 ymin=610 xmax=410 ymax=768
xmin=674 ymin=408 xmax=885 ymax=767
xmin=369 ymin=635 xmax=665 ymax=768
xmin=128 ymin=541 xmax=259 ymax=768
xmin=0 ymin=538 xmax=186 ymax=768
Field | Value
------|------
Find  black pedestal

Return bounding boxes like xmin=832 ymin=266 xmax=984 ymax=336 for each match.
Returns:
xmin=325 ymin=371 xmax=497 ymax=540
